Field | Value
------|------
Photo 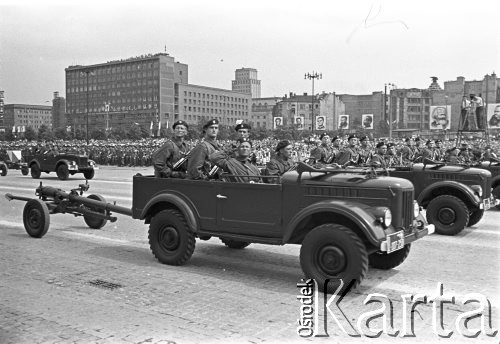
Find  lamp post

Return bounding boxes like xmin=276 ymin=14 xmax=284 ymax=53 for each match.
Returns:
xmin=385 ymin=83 xmax=396 ymax=139
xmin=80 ymin=69 xmax=95 ymax=145
xmin=305 ymin=72 xmax=322 ymax=132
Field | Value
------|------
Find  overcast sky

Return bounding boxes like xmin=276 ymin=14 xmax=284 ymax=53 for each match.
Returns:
xmin=1 ymin=0 xmax=499 ymax=105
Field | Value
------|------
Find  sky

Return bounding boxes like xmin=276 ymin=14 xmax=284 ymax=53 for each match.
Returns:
xmin=1 ymin=0 xmax=499 ymax=105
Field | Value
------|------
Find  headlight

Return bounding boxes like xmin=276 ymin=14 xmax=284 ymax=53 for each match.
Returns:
xmin=413 ymin=200 xmax=420 ymax=218
xmin=374 ymin=207 xmax=392 ymax=228
xmin=70 ymin=160 xmax=77 ymax=165
xmin=89 ymin=160 xmax=95 ymax=166
xmin=470 ymin=185 xmax=483 ymax=197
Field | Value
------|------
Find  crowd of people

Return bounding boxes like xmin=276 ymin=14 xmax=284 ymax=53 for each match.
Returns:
xmin=1 ymin=118 xmax=499 ymax=181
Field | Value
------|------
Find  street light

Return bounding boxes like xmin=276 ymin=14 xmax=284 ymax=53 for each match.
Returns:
xmin=80 ymin=69 xmax=95 ymax=145
xmin=384 ymin=83 xmax=396 ymax=140
xmin=305 ymin=72 xmax=322 ymax=132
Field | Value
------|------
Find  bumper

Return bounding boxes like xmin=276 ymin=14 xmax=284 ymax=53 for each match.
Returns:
xmin=68 ymin=164 xmax=79 ymax=171
xmin=480 ymin=198 xmax=490 ymax=210
xmin=379 ymin=214 xmax=435 ymax=253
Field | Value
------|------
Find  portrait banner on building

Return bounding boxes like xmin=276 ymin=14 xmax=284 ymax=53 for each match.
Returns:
xmin=273 ymin=116 xmax=283 ymax=129
xmin=315 ymin=116 xmax=326 ymax=130
xmin=429 ymin=105 xmax=451 ymax=130
xmin=487 ymin=103 xmax=500 ymax=128
xmin=338 ymin=115 xmax=349 ymax=130
xmin=361 ymin=114 xmax=374 ymax=129
xmin=294 ymin=116 xmax=304 ymax=130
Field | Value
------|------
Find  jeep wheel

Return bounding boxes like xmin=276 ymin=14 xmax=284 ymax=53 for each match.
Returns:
xmin=426 ymin=195 xmax=469 ymax=236
xmin=0 ymin=164 xmax=7 ymax=176
xmin=83 ymin=194 xmax=107 ymax=229
xmin=220 ymin=238 xmax=250 ymax=249
xmin=467 ymin=208 xmax=484 ymax=227
xmin=369 ymin=244 xmax=411 ymax=270
xmin=83 ymin=169 xmax=95 ymax=180
xmin=148 ymin=209 xmax=195 ymax=265
xmin=30 ymin=164 xmax=41 ymax=179
xmin=23 ymin=199 xmax=50 ymax=238
xmin=21 ymin=166 xmax=29 ymax=175
xmin=493 ymin=185 xmax=500 ymax=210
xmin=300 ymin=224 xmax=368 ymax=293
xmin=56 ymin=164 xmax=69 ymax=180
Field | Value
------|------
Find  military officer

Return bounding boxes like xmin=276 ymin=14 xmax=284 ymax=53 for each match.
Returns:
xmin=266 ymin=140 xmax=296 ymax=176
xmin=358 ymin=135 xmax=372 ymax=165
xmin=334 ymin=134 xmax=360 ymax=167
xmin=434 ymin=140 xmax=445 ymax=161
xmin=326 ymin=136 xmax=342 ymax=163
xmin=210 ymin=138 xmax=261 ymax=183
xmin=385 ymin=142 xmax=398 ymax=166
xmin=419 ymin=140 xmax=435 ymax=161
xmin=152 ymin=120 xmax=189 ymax=178
xmin=310 ymin=133 xmax=332 ymax=164
xmin=370 ymin=142 xmax=388 ymax=168
xmin=187 ymin=119 xmax=222 ymax=180
xmin=400 ymin=137 xmax=417 ymax=165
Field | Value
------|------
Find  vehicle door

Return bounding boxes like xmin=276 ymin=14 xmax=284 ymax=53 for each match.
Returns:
xmin=215 ymin=181 xmax=282 ymax=237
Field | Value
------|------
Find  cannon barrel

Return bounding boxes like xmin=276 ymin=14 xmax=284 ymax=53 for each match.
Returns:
xmin=68 ymin=194 xmax=132 ymax=217
xmin=5 ymin=193 xmax=33 ymax=202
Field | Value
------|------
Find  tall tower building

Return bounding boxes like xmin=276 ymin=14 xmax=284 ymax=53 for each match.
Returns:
xmin=232 ymin=68 xmax=261 ymax=98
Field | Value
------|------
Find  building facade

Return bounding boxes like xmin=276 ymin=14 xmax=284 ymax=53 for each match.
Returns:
xmin=388 ymin=88 xmax=432 ymax=131
xmin=52 ymin=92 xmax=66 ymax=129
xmin=273 ymin=93 xmax=320 ymax=130
xmin=251 ymin=97 xmax=281 ymax=129
xmin=232 ymin=68 xmax=261 ymax=98
xmin=337 ymin=92 xmax=384 ymax=134
xmin=2 ymin=104 xmax=52 ymax=134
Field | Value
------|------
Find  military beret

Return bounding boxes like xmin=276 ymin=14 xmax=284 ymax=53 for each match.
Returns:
xmin=405 ymin=137 xmax=412 ymax=142
xmin=275 ymin=140 xmax=291 ymax=152
xmin=359 ymin=135 xmax=368 ymax=142
xmin=234 ymin=122 xmax=251 ymax=131
xmin=414 ymin=137 xmax=421 ymax=142
xmin=347 ymin=134 xmax=357 ymax=141
xmin=319 ymin=133 xmax=330 ymax=140
xmin=331 ymin=136 xmax=340 ymax=142
xmin=435 ymin=139 xmax=442 ymax=144
xmin=203 ymin=118 xmax=219 ymax=129
xmin=387 ymin=142 xmax=395 ymax=148
xmin=376 ymin=141 xmax=386 ymax=148
xmin=172 ymin=120 xmax=188 ymax=130
xmin=426 ymin=140 xmax=434 ymax=145
xmin=237 ymin=137 xmax=253 ymax=147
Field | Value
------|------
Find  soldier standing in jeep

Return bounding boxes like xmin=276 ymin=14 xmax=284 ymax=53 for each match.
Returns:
xmin=266 ymin=140 xmax=296 ymax=176
xmin=187 ymin=119 xmax=221 ymax=180
xmin=152 ymin=120 xmax=189 ymax=178
xmin=210 ymin=138 xmax=260 ymax=183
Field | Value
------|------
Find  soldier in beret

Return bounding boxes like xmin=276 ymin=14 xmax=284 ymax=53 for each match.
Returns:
xmin=385 ymin=142 xmax=398 ymax=166
xmin=445 ymin=147 xmax=461 ymax=164
xmin=400 ymin=137 xmax=417 ymax=165
xmin=334 ymin=134 xmax=360 ymax=167
xmin=434 ymin=140 xmax=445 ymax=161
xmin=233 ymin=122 xmax=257 ymax=164
xmin=152 ymin=120 xmax=189 ymax=178
xmin=266 ymin=140 xmax=296 ymax=176
xmin=310 ymin=133 xmax=331 ymax=164
xmin=370 ymin=142 xmax=388 ymax=168
xmin=187 ymin=119 xmax=222 ymax=180
xmin=326 ymin=136 xmax=341 ymax=163
xmin=358 ymin=135 xmax=371 ymax=165
xmin=418 ymin=140 xmax=435 ymax=161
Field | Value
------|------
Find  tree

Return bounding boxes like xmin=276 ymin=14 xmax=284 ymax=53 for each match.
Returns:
xmin=109 ymin=127 xmax=127 ymax=140
xmin=138 ymin=125 xmax=150 ymax=139
xmin=90 ymin=129 xmax=107 ymax=140
xmin=74 ymin=128 xmax=86 ymax=140
xmin=24 ymin=126 xmax=37 ymax=141
xmin=37 ymin=124 xmax=54 ymax=141
xmin=53 ymin=127 xmax=69 ymax=140
xmin=127 ymin=124 xmax=142 ymax=140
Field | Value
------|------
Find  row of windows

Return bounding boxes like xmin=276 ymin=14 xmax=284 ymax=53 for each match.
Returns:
xmin=183 ymin=106 xmax=248 ymax=116
xmin=67 ymin=77 xmax=159 ymax=89
xmin=182 ymin=115 xmax=243 ymax=124
xmin=68 ymin=95 xmax=159 ymax=105
xmin=13 ymin=109 xmax=50 ymax=114
xmin=67 ymin=62 xmax=159 ymax=79
xmin=182 ymin=98 xmax=248 ymax=109
xmin=182 ymin=91 xmax=249 ymax=103
xmin=68 ymin=103 xmax=158 ymax=114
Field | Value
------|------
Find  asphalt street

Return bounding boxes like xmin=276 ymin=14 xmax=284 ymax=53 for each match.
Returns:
xmin=0 ymin=166 xmax=499 ymax=344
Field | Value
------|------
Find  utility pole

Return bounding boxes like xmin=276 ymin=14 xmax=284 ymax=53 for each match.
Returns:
xmin=305 ymin=72 xmax=322 ymax=132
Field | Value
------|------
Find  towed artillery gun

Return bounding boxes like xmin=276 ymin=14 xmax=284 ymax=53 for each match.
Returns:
xmin=5 ymin=182 xmax=132 ymax=238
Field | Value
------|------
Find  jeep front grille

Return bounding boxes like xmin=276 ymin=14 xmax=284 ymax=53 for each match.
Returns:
xmin=402 ymin=190 xmax=413 ymax=233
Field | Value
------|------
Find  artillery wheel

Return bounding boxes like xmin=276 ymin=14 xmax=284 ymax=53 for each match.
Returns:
xmin=21 ymin=166 xmax=29 ymax=175
xmin=83 ymin=194 xmax=108 ymax=229
xmin=0 ymin=164 xmax=7 ymax=176
xmin=56 ymin=164 xmax=69 ymax=180
xmin=83 ymin=169 xmax=95 ymax=180
xmin=300 ymin=223 xmax=368 ymax=294
xmin=220 ymin=238 xmax=250 ymax=249
xmin=369 ymin=244 xmax=411 ymax=270
xmin=30 ymin=164 xmax=41 ymax=179
xmin=426 ymin=195 xmax=469 ymax=236
xmin=23 ymin=199 xmax=50 ymax=238
xmin=149 ymin=209 xmax=195 ymax=265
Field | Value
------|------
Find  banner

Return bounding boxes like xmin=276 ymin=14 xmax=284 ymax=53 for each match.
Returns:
xmin=338 ymin=115 xmax=349 ymax=129
xmin=273 ymin=116 xmax=283 ymax=129
xmin=487 ymin=103 xmax=500 ymax=128
xmin=429 ymin=105 xmax=451 ymax=130
xmin=294 ymin=116 xmax=304 ymax=130
xmin=361 ymin=114 xmax=374 ymax=129
xmin=315 ymin=116 xmax=326 ymax=130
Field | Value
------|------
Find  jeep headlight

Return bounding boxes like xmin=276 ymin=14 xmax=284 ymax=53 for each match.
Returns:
xmin=89 ymin=160 xmax=95 ymax=166
xmin=374 ymin=207 xmax=392 ymax=228
xmin=70 ymin=160 xmax=77 ymax=166
xmin=470 ymin=185 xmax=483 ymax=197
xmin=413 ymin=200 xmax=420 ymax=218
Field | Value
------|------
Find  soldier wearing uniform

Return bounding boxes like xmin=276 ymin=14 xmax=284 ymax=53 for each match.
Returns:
xmin=266 ymin=140 xmax=296 ymax=176
xmin=385 ymin=142 xmax=398 ymax=166
xmin=233 ymin=122 xmax=257 ymax=164
xmin=400 ymin=137 xmax=417 ymax=165
xmin=358 ymin=136 xmax=372 ymax=165
xmin=334 ymin=134 xmax=360 ymax=167
xmin=310 ymin=133 xmax=332 ymax=164
xmin=326 ymin=136 xmax=341 ymax=163
xmin=152 ymin=120 xmax=189 ymax=178
xmin=210 ymin=138 xmax=261 ymax=183
xmin=434 ymin=140 xmax=445 ymax=161
xmin=370 ymin=142 xmax=388 ymax=168
xmin=419 ymin=140 xmax=435 ymax=161
xmin=187 ymin=119 xmax=222 ymax=180
xmin=445 ymin=147 xmax=462 ymax=164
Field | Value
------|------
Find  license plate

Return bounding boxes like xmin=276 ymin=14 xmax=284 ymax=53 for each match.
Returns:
xmin=483 ymin=199 xmax=490 ymax=210
xmin=386 ymin=231 xmax=405 ymax=253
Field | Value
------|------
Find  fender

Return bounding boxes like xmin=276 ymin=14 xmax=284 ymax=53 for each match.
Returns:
xmin=283 ymin=200 xmax=386 ymax=246
xmin=491 ymin=175 xmax=500 ymax=189
xmin=56 ymin=159 xmax=77 ymax=170
xmin=28 ymin=159 xmax=40 ymax=168
xmin=140 ymin=192 xmax=199 ymax=232
xmin=418 ymin=181 xmax=481 ymax=207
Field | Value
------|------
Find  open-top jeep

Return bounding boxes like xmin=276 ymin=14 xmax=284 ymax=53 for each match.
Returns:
xmin=0 ymin=150 xmax=29 ymax=175
xmin=389 ymin=159 xmax=491 ymax=235
xmin=25 ymin=153 xmax=98 ymax=180
xmin=132 ymin=162 xmax=434 ymax=292
xmin=476 ymin=160 xmax=500 ymax=209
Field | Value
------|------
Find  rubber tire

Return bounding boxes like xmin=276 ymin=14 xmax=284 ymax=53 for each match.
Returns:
xmin=467 ymin=208 xmax=484 ymax=227
xmin=83 ymin=169 xmax=95 ymax=180
xmin=426 ymin=195 xmax=469 ymax=236
xmin=23 ymin=199 xmax=50 ymax=238
xmin=148 ymin=209 xmax=195 ymax=265
xmin=56 ymin=164 xmax=69 ymax=180
xmin=21 ymin=166 xmax=29 ymax=175
xmin=300 ymin=224 xmax=368 ymax=294
xmin=220 ymin=238 xmax=251 ymax=249
xmin=0 ymin=164 xmax=7 ymax=176
xmin=493 ymin=185 xmax=500 ymax=210
xmin=83 ymin=194 xmax=108 ymax=229
xmin=30 ymin=164 xmax=41 ymax=179
xmin=369 ymin=244 xmax=411 ymax=270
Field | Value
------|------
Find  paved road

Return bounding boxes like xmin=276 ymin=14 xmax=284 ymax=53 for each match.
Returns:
xmin=0 ymin=166 xmax=498 ymax=344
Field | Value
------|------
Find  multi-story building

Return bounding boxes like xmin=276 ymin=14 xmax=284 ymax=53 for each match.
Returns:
xmin=388 ymin=88 xmax=432 ymax=131
xmin=2 ymin=104 xmax=52 ymax=133
xmin=232 ymin=68 xmax=261 ymax=98
xmin=65 ymin=53 xmax=250 ymax=132
xmin=337 ymin=92 xmax=384 ymax=134
xmin=318 ymin=92 xmax=345 ymax=131
xmin=251 ymin=97 xmax=281 ymax=129
xmin=273 ymin=92 xmax=320 ymax=130
xmin=52 ymin=92 xmax=66 ymax=129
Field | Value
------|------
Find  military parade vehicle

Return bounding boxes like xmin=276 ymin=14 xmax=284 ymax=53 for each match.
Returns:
xmin=1 ymin=150 xmax=29 ymax=175
xmin=24 ymin=152 xmax=98 ymax=180
xmin=388 ymin=159 xmax=491 ymax=235
xmin=476 ymin=160 xmax=500 ymax=209
xmin=130 ymin=162 xmax=434 ymax=292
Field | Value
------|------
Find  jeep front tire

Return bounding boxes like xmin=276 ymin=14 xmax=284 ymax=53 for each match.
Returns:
xmin=300 ymin=224 xmax=368 ymax=293
xmin=56 ymin=164 xmax=69 ymax=180
xmin=148 ymin=209 xmax=195 ymax=265
xmin=426 ymin=195 xmax=469 ymax=235
xmin=369 ymin=244 xmax=411 ymax=270
xmin=30 ymin=164 xmax=41 ymax=179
